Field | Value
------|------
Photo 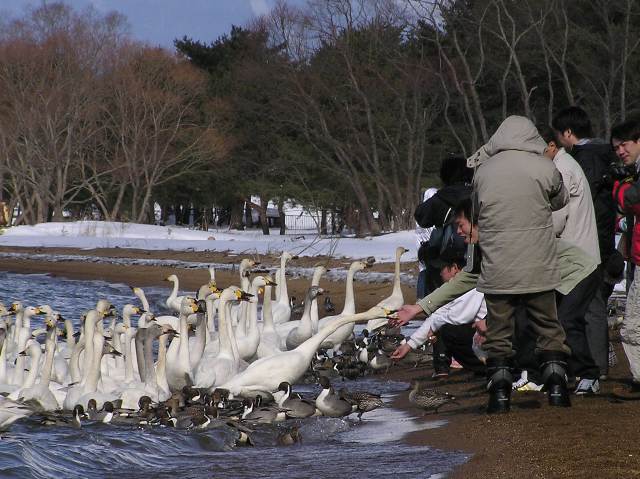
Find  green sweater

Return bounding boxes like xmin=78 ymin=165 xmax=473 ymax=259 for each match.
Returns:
xmin=417 ymin=239 xmax=597 ymax=315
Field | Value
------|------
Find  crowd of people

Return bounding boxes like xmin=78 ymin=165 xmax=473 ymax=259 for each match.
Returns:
xmin=390 ymin=107 xmax=640 ymax=413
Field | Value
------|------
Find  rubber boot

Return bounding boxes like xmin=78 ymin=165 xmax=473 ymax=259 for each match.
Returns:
xmin=540 ymin=351 xmax=571 ymax=407
xmin=486 ymin=358 xmax=512 ymax=414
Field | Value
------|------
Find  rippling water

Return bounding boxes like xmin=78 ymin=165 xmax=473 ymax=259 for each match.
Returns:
xmin=0 ymin=271 xmax=468 ymax=478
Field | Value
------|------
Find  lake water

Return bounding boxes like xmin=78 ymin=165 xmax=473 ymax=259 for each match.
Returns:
xmin=0 ymin=271 xmax=468 ymax=478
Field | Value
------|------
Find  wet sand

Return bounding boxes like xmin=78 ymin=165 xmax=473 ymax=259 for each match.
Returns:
xmin=2 ymin=245 xmax=640 ymax=478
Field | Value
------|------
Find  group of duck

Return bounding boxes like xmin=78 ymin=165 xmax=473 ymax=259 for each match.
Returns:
xmin=0 ymin=247 xmax=428 ymax=433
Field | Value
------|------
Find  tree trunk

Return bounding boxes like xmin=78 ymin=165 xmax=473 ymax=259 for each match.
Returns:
xmin=229 ymin=197 xmax=245 ymax=230
xmin=320 ymin=209 xmax=327 ymax=235
xmin=278 ymin=197 xmax=286 ymax=235
xmin=258 ymin=194 xmax=270 ymax=235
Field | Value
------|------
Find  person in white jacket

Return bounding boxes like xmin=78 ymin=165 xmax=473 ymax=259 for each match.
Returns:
xmin=391 ymin=253 xmax=487 ymax=375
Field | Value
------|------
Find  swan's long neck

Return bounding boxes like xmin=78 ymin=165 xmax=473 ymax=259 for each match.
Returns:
xmin=190 ymin=314 xmax=207 ymax=367
xmin=0 ymin=333 xmax=7 ymax=383
xmin=135 ymin=328 xmax=147 ymax=383
xmin=217 ymin=299 xmax=234 ymax=358
xmin=310 ymin=269 xmax=323 ymax=333
xmin=143 ymin=330 xmax=158 ymax=389
xmin=85 ymin=332 xmax=104 ymax=393
xmin=69 ymin=338 xmax=85 ymax=384
xmin=22 ymin=311 xmax=33 ymax=331
xmin=39 ymin=327 xmax=57 ymax=387
xmin=297 ymin=291 xmax=315 ymax=336
xmin=112 ymin=327 xmax=125 ymax=372
xmin=65 ymin=320 xmax=75 ymax=349
xmin=168 ymin=278 xmax=179 ymax=302
xmin=178 ymin=311 xmax=190 ymax=367
xmin=11 ymin=311 xmax=23 ymax=346
xmin=206 ymin=298 xmax=217 ymax=340
xmin=136 ymin=289 xmax=150 ymax=311
xmin=274 ymin=269 xmax=282 ymax=302
xmin=342 ymin=266 xmax=358 ymax=315
xmin=156 ymin=333 xmax=170 ymax=395
xmin=392 ymin=250 xmax=403 ymax=298
xmin=22 ymin=346 xmax=42 ymax=389
xmin=262 ymin=285 xmax=275 ymax=333
xmin=245 ymin=281 xmax=262 ymax=336
xmin=123 ymin=311 xmax=132 ymax=329
xmin=295 ymin=311 xmax=381 ymax=358
xmin=124 ymin=329 xmax=135 ymax=383
xmin=83 ymin=315 xmax=96 ymax=378
xmin=279 ymin=257 xmax=289 ymax=305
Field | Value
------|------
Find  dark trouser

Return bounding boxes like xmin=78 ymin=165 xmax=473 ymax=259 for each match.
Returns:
xmin=557 ymin=268 xmax=600 ymax=380
xmin=584 ymin=267 xmax=610 ymax=377
xmin=484 ymin=291 xmax=570 ymax=359
xmin=416 ymin=269 xmax=428 ymax=300
xmin=512 ymin=305 xmax=543 ymax=383
xmin=432 ymin=323 xmax=485 ymax=374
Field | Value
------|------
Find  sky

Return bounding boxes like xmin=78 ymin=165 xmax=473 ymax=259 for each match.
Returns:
xmin=2 ymin=0 xmax=305 ymax=50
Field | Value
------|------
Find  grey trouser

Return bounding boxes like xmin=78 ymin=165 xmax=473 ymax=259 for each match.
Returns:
xmin=484 ymin=291 xmax=571 ymax=360
xmin=622 ymin=271 xmax=640 ymax=382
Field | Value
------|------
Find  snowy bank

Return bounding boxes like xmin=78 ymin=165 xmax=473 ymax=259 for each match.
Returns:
xmin=0 ymin=221 xmax=418 ymax=263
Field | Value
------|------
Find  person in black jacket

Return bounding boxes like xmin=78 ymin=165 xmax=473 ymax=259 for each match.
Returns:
xmin=552 ymin=106 xmax=619 ymax=378
xmin=414 ymin=156 xmax=472 ymax=296
xmin=414 ymin=156 xmax=473 ymax=378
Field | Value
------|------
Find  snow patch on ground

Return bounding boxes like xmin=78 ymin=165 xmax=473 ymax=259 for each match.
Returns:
xmin=0 ymin=221 xmax=418 ymax=263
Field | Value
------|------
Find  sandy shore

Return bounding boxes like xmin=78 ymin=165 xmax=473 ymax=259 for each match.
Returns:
xmin=2 ymin=245 xmax=640 ymax=478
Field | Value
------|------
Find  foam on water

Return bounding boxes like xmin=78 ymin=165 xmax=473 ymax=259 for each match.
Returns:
xmin=0 ymin=271 xmax=469 ymax=478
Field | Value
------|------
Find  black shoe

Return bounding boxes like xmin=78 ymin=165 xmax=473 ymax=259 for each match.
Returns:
xmin=486 ymin=358 xmax=512 ymax=414
xmin=540 ymin=352 xmax=571 ymax=408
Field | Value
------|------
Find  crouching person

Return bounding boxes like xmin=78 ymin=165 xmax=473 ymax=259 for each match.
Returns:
xmin=390 ymin=252 xmax=486 ymax=375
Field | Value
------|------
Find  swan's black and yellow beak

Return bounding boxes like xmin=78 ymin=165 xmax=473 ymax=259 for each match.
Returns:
xmin=235 ymin=290 xmax=254 ymax=302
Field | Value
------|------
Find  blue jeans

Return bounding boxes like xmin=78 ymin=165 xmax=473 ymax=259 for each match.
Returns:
xmin=416 ymin=269 xmax=428 ymax=300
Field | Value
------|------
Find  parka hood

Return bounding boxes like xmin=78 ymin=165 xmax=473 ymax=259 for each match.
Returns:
xmin=467 ymin=115 xmax=546 ymax=168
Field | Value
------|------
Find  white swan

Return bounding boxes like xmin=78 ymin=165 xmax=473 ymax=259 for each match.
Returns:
xmin=317 ymin=260 xmax=370 ymax=349
xmin=165 ymin=297 xmax=200 ymax=392
xmin=8 ymin=339 xmax=42 ymax=402
xmin=64 ymin=310 xmax=116 ymax=410
xmin=220 ymin=306 xmax=393 ymax=397
xmin=272 ymin=252 xmax=296 ymax=324
xmin=285 ymin=287 xmax=324 ymax=350
xmin=0 ymin=397 xmax=33 ymax=430
xmin=132 ymin=287 xmax=154 ymax=328
xmin=235 ymin=276 xmax=275 ymax=360
xmin=231 ymin=259 xmax=257 ymax=328
xmin=164 ymin=274 xmax=188 ymax=314
xmin=310 ymin=266 xmax=327 ymax=334
xmin=366 ymin=246 xmax=408 ymax=332
xmin=197 ymin=266 xmax=218 ymax=300
xmin=194 ymin=288 xmax=249 ymax=389
xmin=16 ymin=318 xmax=60 ymax=411
xmin=256 ymin=283 xmax=283 ymax=359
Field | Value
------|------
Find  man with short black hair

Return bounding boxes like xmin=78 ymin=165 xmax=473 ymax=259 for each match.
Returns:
xmin=611 ymin=118 xmax=640 ymax=392
xmin=390 ymin=251 xmax=486 ymax=375
xmin=552 ymin=106 xmax=618 ymax=380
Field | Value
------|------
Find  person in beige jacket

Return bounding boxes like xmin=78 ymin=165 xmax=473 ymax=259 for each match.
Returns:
xmin=467 ymin=115 xmax=571 ymax=413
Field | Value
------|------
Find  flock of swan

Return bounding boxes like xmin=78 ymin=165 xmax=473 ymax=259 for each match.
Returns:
xmin=0 ymin=247 xmax=410 ymax=432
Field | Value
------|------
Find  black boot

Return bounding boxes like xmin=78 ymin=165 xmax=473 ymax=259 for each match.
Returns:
xmin=486 ymin=358 xmax=512 ymax=414
xmin=540 ymin=351 xmax=571 ymax=407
